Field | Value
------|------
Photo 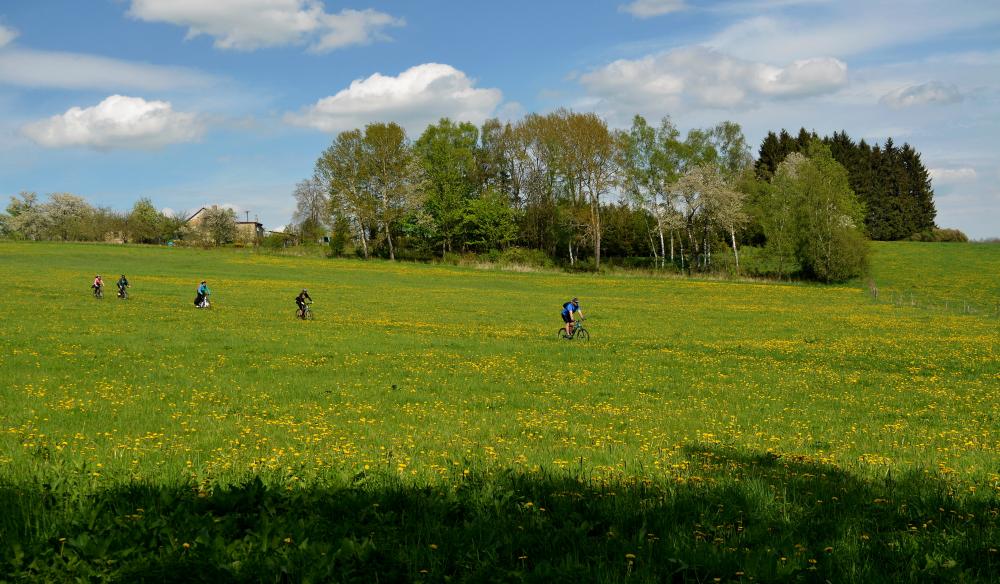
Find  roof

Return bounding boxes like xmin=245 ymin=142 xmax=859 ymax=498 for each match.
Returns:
xmin=185 ymin=207 xmax=208 ymax=223
xmin=185 ymin=207 xmax=263 ymax=229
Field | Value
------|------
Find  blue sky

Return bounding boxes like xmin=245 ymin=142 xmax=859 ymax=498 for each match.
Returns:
xmin=1 ymin=0 xmax=998 ymax=237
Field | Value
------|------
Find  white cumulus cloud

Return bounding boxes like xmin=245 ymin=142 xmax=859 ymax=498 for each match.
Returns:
xmin=619 ymin=0 xmax=687 ymax=18
xmin=285 ymin=63 xmax=503 ymax=134
xmin=127 ymin=0 xmax=403 ymax=52
xmin=929 ymin=167 xmax=977 ymax=184
xmin=22 ymin=95 xmax=205 ymax=150
xmin=0 ymin=23 xmax=18 ymax=48
xmin=880 ymin=81 xmax=963 ymax=108
xmin=579 ymin=46 xmax=847 ymax=115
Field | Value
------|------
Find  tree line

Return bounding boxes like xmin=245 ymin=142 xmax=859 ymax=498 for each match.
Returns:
xmin=0 ymin=193 xmax=243 ymax=245
xmin=1 ymin=193 xmax=176 ymax=243
xmin=1 ymin=112 xmax=948 ymax=284
xmin=293 ymin=111 xmax=947 ymax=281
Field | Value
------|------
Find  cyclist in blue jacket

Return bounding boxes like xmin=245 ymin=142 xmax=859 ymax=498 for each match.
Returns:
xmin=561 ymin=297 xmax=584 ymax=337
xmin=195 ymin=280 xmax=210 ymax=308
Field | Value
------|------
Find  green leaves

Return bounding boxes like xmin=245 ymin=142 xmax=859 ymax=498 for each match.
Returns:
xmin=762 ymin=142 xmax=870 ymax=282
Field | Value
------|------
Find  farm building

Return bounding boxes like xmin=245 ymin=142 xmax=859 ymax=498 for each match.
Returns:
xmin=185 ymin=206 xmax=264 ymax=244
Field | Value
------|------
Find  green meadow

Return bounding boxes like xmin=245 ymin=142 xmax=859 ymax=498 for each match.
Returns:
xmin=868 ymin=241 xmax=1000 ymax=311
xmin=1 ymin=241 xmax=998 ymax=582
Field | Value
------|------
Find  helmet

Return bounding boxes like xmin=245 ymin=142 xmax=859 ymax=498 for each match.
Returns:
xmin=572 ymin=297 xmax=579 ymax=302
xmin=302 ymin=288 xmax=308 ymax=293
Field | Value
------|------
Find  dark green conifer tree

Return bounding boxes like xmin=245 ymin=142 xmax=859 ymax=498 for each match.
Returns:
xmin=756 ymin=129 xmax=938 ymax=240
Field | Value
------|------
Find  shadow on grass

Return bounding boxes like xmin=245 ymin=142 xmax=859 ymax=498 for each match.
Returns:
xmin=2 ymin=448 xmax=998 ymax=583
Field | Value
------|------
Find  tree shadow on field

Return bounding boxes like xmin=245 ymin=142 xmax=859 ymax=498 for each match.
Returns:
xmin=1 ymin=448 xmax=998 ymax=583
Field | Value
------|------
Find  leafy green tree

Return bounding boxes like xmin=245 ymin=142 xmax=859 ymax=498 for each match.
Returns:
xmin=760 ymin=155 xmax=801 ymax=277
xmin=415 ymin=118 xmax=480 ymax=257
xmin=462 ymin=189 xmax=518 ymax=253
xmin=159 ymin=210 xmax=188 ymax=242
xmin=600 ymin=201 xmax=655 ymax=260
xmin=733 ymin=169 xmax=770 ymax=247
xmin=795 ymin=145 xmax=868 ymax=281
xmin=361 ymin=122 xmax=425 ymax=260
xmin=518 ymin=113 xmax=564 ymax=257
xmin=710 ymin=121 xmax=753 ymax=182
xmin=561 ymin=111 xmax=617 ymax=269
xmin=128 ymin=198 xmax=163 ymax=243
xmin=678 ymin=128 xmax=719 ymax=173
xmin=328 ymin=213 xmax=351 ymax=256
xmin=768 ymin=144 xmax=869 ymax=282
xmin=479 ymin=118 xmax=530 ymax=207
xmin=316 ymin=129 xmax=376 ymax=258
xmin=618 ymin=115 xmax=684 ymax=267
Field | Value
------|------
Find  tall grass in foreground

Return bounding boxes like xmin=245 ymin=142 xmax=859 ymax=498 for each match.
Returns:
xmin=3 ymin=451 xmax=997 ymax=582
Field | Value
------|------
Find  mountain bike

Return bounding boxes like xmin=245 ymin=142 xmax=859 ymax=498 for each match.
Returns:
xmin=557 ymin=319 xmax=588 ymax=341
xmin=117 ymin=286 xmax=129 ymax=300
xmin=92 ymin=285 xmax=103 ymax=299
xmin=296 ymin=302 xmax=314 ymax=320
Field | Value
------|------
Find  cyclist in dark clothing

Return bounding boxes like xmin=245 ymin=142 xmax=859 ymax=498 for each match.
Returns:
xmin=117 ymin=274 xmax=129 ymax=298
xmin=296 ymin=289 xmax=312 ymax=317
xmin=561 ymin=297 xmax=584 ymax=337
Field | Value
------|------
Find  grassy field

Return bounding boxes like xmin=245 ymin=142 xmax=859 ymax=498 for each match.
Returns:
xmin=1 ymin=241 xmax=998 ymax=582
xmin=868 ymin=241 xmax=1000 ymax=312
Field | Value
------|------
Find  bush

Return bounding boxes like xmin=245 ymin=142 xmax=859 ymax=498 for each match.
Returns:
xmin=261 ymin=233 xmax=290 ymax=249
xmin=390 ymin=242 xmax=437 ymax=262
xmin=497 ymin=247 xmax=555 ymax=269
xmin=907 ymin=228 xmax=969 ymax=242
xmin=738 ymin=245 xmax=801 ymax=278
xmin=799 ymin=227 xmax=869 ymax=283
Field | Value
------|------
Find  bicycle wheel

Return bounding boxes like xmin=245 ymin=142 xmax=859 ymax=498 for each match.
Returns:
xmin=304 ymin=309 xmax=314 ymax=320
xmin=556 ymin=328 xmax=569 ymax=340
xmin=574 ymin=328 xmax=589 ymax=341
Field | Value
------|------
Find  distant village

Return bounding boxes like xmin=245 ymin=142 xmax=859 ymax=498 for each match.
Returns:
xmin=0 ymin=192 xmax=314 ymax=248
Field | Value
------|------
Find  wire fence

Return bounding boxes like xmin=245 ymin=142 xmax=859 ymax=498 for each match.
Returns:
xmin=865 ymin=279 xmax=1000 ymax=319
